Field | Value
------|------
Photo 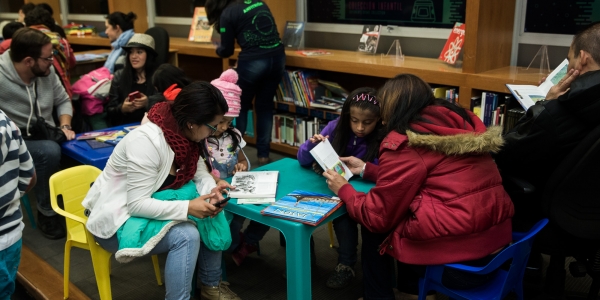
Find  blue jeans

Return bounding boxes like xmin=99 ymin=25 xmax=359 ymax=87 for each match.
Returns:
xmin=333 ymin=214 xmax=359 ymax=267
xmin=23 ymin=140 xmax=62 ymax=216
xmin=227 ymin=215 xmax=271 ymax=252
xmin=235 ymin=52 xmax=286 ymax=158
xmin=95 ymin=222 xmax=221 ymax=299
xmin=0 ymin=239 xmax=22 ymax=300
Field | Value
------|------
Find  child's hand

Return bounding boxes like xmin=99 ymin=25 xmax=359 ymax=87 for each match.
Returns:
xmin=312 ymin=161 xmax=324 ymax=175
xmin=340 ymin=156 xmax=366 ymax=175
xmin=233 ymin=161 xmax=248 ymax=174
xmin=309 ymin=134 xmax=328 ymax=144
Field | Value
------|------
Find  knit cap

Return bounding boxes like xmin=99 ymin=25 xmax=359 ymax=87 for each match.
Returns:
xmin=211 ymin=69 xmax=242 ymax=117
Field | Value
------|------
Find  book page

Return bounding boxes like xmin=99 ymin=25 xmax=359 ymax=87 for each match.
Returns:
xmin=229 ymin=171 xmax=279 ymax=198
xmin=309 ymin=139 xmax=353 ymax=180
xmin=505 ymin=84 xmax=545 ymax=110
xmin=236 ymin=198 xmax=276 ymax=205
xmin=538 ymin=58 xmax=569 ymax=95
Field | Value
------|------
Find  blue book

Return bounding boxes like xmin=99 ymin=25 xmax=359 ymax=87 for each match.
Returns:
xmin=261 ymin=190 xmax=343 ymax=226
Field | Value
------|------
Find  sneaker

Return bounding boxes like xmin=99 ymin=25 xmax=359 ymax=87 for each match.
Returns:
xmin=231 ymin=242 xmax=258 ymax=266
xmin=325 ymin=263 xmax=355 ymax=289
xmin=37 ymin=212 xmax=66 ymax=239
xmin=200 ymin=281 xmax=240 ymax=300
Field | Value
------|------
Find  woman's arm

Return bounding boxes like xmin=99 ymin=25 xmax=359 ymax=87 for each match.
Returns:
xmin=105 ymin=71 xmax=125 ymax=126
xmin=216 ymin=12 xmax=235 ymax=58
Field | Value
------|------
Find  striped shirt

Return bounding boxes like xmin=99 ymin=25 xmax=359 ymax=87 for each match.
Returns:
xmin=0 ymin=110 xmax=34 ymax=251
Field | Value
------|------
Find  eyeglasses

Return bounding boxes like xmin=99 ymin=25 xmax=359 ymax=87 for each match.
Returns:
xmin=204 ymin=123 xmax=218 ymax=136
xmin=38 ymin=55 xmax=54 ymax=62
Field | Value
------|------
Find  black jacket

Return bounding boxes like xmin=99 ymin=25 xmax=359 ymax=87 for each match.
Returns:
xmin=105 ymin=70 xmax=156 ymax=126
xmin=495 ymin=70 xmax=600 ymax=200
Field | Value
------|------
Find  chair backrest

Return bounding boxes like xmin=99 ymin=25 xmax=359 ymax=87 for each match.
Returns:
xmin=542 ymin=124 xmax=600 ymax=240
xmin=49 ymin=165 xmax=102 ymax=239
xmin=145 ymin=26 xmax=170 ymax=65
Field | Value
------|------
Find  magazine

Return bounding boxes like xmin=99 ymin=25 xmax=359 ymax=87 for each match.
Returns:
xmin=439 ymin=22 xmax=466 ymax=65
xmin=261 ymin=190 xmax=343 ymax=226
xmin=506 ymin=58 xmax=569 ymax=110
xmin=309 ymin=139 xmax=353 ymax=181
xmin=188 ymin=7 xmax=213 ymax=43
xmin=228 ymin=171 xmax=279 ymax=199
xmin=76 ymin=130 xmax=119 ymax=140
xmin=358 ymin=25 xmax=381 ymax=54
xmin=282 ymin=21 xmax=304 ymax=48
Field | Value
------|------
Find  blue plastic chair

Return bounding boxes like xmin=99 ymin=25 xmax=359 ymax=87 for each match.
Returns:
xmin=21 ymin=194 xmax=36 ymax=228
xmin=418 ymin=219 xmax=549 ymax=300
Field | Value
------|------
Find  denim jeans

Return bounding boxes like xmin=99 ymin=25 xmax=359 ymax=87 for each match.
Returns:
xmin=0 ymin=239 xmax=21 ymax=300
xmin=235 ymin=52 xmax=286 ymax=158
xmin=332 ymin=214 xmax=359 ymax=267
xmin=227 ymin=215 xmax=271 ymax=252
xmin=95 ymin=222 xmax=222 ymax=299
xmin=23 ymin=140 xmax=62 ymax=216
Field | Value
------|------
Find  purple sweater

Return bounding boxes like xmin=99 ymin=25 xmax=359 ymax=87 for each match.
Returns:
xmin=297 ymin=118 xmax=371 ymax=167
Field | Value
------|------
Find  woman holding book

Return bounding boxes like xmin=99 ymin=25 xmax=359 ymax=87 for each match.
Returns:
xmin=83 ymin=81 xmax=241 ymax=300
xmin=206 ymin=0 xmax=286 ymax=166
xmin=323 ymin=74 xmax=514 ymax=300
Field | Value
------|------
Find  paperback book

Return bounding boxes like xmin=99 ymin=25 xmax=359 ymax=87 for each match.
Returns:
xmin=282 ymin=21 xmax=304 ymax=48
xmin=76 ymin=130 xmax=119 ymax=140
xmin=229 ymin=171 xmax=279 ymax=199
xmin=439 ymin=22 xmax=466 ymax=65
xmin=506 ymin=58 xmax=569 ymax=110
xmin=309 ymin=139 xmax=353 ymax=181
xmin=358 ymin=25 xmax=381 ymax=54
xmin=261 ymin=190 xmax=343 ymax=226
xmin=188 ymin=7 xmax=213 ymax=43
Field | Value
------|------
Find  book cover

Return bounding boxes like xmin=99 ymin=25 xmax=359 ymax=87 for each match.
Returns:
xmin=439 ymin=22 xmax=466 ymax=65
xmin=309 ymin=139 xmax=353 ymax=180
xmin=188 ymin=7 xmax=213 ymax=43
xmin=506 ymin=58 xmax=569 ymax=110
xmin=358 ymin=25 xmax=381 ymax=54
xmin=282 ymin=21 xmax=304 ymax=48
xmin=76 ymin=130 xmax=119 ymax=140
xmin=229 ymin=171 xmax=279 ymax=199
xmin=261 ymin=190 xmax=343 ymax=226
xmin=95 ymin=131 xmax=126 ymax=143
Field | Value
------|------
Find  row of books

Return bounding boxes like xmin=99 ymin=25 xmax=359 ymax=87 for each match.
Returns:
xmin=272 ymin=115 xmax=327 ymax=147
xmin=276 ymin=69 xmax=349 ymax=110
xmin=433 ymin=87 xmax=459 ymax=104
xmin=470 ymin=93 xmax=525 ymax=133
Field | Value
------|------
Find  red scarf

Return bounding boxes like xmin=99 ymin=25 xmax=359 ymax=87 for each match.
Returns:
xmin=147 ymin=102 xmax=199 ymax=190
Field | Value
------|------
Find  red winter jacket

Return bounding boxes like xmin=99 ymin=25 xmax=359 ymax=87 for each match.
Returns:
xmin=339 ymin=105 xmax=514 ymax=265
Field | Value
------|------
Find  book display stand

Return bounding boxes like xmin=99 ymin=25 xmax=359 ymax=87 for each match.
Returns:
xmin=526 ymin=45 xmax=551 ymax=74
xmin=382 ymin=39 xmax=405 ymax=62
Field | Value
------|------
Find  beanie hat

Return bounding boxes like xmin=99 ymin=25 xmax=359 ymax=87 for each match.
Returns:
xmin=211 ymin=69 xmax=242 ymax=118
xmin=122 ymin=33 xmax=157 ymax=57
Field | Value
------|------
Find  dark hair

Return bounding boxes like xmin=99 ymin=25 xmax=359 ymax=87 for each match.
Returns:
xmin=572 ymin=22 xmax=600 ymax=65
xmin=118 ymin=48 xmax=159 ymax=98
xmin=20 ymin=3 xmax=36 ymax=15
xmin=152 ymin=64 xmax=192 ymax=93
xmin=106 ymin=11 xmax=137 ymax=32
xmin=24 ymin=6 xmax=54 ymax=29
xmin=9 ymin=28 xmax=51 ymax=62
xmin=2 ymin=22 xmax=25 ymax=39
xmin=206 ymin=0 xmax=243 ymax=30
xmin=331 ymin=87 xmax=381 ymax=163
xmin=171 ymin=81 xmax=228 ymax=132
xmin=37 ymin=3 xmax=53 ymax=15
xmin=378 ymin=74 xmax=474 ymax=136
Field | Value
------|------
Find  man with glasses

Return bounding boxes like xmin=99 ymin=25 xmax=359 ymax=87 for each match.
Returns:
xmin=0 ymin=28 xmax=75 ymax=239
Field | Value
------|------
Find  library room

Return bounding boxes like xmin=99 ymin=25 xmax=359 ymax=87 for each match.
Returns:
xmin=0 ymin=0 xmax=597 ymax=299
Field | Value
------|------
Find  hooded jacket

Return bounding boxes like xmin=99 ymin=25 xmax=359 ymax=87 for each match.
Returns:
xmin=338 ymin=105 xmax=514 ymax=265
xmin=0 ymin=51 xmax=72 ymax=137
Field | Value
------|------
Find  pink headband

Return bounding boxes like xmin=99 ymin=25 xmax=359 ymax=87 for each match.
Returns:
xmin=352 ymin=93 xmax=378 ymax=105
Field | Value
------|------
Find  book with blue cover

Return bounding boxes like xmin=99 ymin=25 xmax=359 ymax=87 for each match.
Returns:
xmin=261 ymin=190 xmax=343 ymax=226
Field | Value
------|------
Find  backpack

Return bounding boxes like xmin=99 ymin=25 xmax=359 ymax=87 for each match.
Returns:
xmin=72 ymin=67 xmax=113 ymax=116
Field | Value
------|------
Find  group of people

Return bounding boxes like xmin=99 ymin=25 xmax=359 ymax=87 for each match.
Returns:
xmin=0 ymin=0 xmax=597 ymax=300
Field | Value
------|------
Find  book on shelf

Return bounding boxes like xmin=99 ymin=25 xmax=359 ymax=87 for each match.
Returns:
xmin=76 ymin=130 xmax=119 ymax=140
xmin=317 ymin=79 xmax=349 ymax=98
xmin=261 ymin=190 xmax=343 ymax=226
xmin=229 ymin=171 xmax=279 ymax=199
xmin=282 ymin=21 xmax=304 ymax=48
xmin=439 ymin=22 xmax=466 ymax=65
xmin=296 ymin=49 xmax=332 ymax=56
xmin=506 ymin=58 xmax=569 ymax=110
xmin=188 ymin=7 xmax=213 ymax=43
xmin=310 ymin=139 xmax=353 ymax=180
xmin=358 ymin=25 xmax=381 ymax=54
xmin=310 ymin=99 xmax=342 ymax=111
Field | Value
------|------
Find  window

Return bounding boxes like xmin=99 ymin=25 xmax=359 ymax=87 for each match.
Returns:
xmin=0 ymin=0 xmax=24 ymax=13
xmin=68 ymin=0 xmax=108 ymax=15
xmin=155 ymin=0 xmax=204 ymax=17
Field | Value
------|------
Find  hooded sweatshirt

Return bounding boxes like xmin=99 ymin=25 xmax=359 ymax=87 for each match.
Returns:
xmin=0 ymin=51 xmax=72 ymax=137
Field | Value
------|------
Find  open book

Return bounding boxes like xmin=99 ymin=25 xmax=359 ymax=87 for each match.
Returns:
xmin=228 ymin=171 xmax=279 ymax=199
xmin=309 ymin=139 xmax=352 ymax=180
xmin=261 ymin=190 xmax=343 ymax=226
xmin=506 ymin=58 xmax=569 ymax=110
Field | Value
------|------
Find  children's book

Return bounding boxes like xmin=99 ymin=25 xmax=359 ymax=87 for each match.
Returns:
xmin=228 ymin=171 xmax=279 ymax=199
xmin=261 ymin=190 xmax=343 ymax=226
xmin=358 ymin=25 xmax=381 ymax=54
xmin=506 ymin=58 xmax=569 ymax=110
xmin=76 ymin=130 xmax=119 ymax=140
xmin=309 ymin=139 xmax=353 ymax=181
xmin=282 ymin=21 xmax=304 ymax=48
xmin=95 ymin=131 xmax=126 ymax=144
xmin=439 ymin=22 xmax=466 ymax=65
xmin=236 ymin=198 xmax=276 ymax=205
xmin=188 ymin=7 xmax=213 ymax=43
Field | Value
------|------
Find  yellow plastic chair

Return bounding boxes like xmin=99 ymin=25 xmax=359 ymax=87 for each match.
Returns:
xmin=49 ymin=165 xmax=162 ymax=300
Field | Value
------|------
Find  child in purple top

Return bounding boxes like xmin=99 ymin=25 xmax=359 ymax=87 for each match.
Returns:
xmin=297 ymin=87 xmax=381 ymax=289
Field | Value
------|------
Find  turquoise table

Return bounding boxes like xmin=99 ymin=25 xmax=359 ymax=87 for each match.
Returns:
xmin=224 ymin=157 xmax=373 ymax=300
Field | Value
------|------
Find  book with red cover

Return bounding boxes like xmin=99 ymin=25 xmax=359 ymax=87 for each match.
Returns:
xmin=261 ymin=190 xmax=343 ymax=226
xmin=439 ymin=22 xmax=466 ymax=65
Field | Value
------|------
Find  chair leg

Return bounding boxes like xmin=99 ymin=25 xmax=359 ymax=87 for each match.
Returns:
xmin=21 ymin=195 xmax=36 ymax=229
xmin=544 ymin=254 xmax=566 ymax=297
xmin=328 ymin=222 xmax=335 ymax=248
xmin=151 ymin=255 xmax=163 ymax=286
xmin=89 ymin=247 xmax=113 ymax=300
xmin=64 ymin=241 xmax=72 ymax=300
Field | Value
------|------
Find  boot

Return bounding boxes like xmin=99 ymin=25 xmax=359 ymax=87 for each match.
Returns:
xmin=200 ymin=281 xmax=240 ymax=300
xmin=37 ymin=212 xmax=66 ymax=239
xmin=325 ymin=263 xmax=355 ymax=289
xmin=231 ymin=242 xmax=258 ymax=266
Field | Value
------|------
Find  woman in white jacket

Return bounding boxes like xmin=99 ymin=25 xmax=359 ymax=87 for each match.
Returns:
xmin=82 ymin=81 xmax=240 ymax=300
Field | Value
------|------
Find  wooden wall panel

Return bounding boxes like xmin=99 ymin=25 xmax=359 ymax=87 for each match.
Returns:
xmin=26 ymin=0 xmax=62 ymax=24
xmin=107 ymin=0 xmax=148 ymax=33
xmin=263 ymin=0 xmax=296 ymax=39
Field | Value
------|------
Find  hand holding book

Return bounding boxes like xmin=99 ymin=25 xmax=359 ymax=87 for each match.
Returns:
xmin=339 ymin=156 xmax=366 ymax=175
xmin=323 ymin=169 xmax=348 ymax=195
xmin=545 ymin=68 xmax=580 ymax=100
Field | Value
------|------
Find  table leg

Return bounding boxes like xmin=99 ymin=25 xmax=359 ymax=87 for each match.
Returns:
xmin=284 ymin=228 xmax=314 ymax=300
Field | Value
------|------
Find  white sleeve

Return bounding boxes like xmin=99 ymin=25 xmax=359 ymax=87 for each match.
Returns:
xmin=233 ymin=128 xmax=246 ymax=148
xmin=194 ymin=155 xmax=217 ymax=197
